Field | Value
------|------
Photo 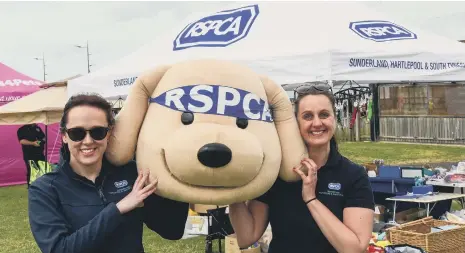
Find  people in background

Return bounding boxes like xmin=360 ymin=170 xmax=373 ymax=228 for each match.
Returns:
xmin=28 ymin=94 xmax=189 ymax=253
xmin=229 ymin=83 xmax=375 ymax=253
xmin=17 ymin=123 xmax=46 ymax=187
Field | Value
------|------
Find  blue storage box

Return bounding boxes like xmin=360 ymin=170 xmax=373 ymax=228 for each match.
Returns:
xmin=378 ymin=166 xmax=401 ymax=178
xmin=412 ymin=185 xmax=434 ymax=194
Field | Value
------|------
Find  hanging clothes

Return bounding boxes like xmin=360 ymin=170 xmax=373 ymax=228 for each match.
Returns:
xmin=367 ymin=98 xmax=373 ymax=121
xmin=337 ymin=111 xmax=343 ymax=125
xmin=350 ymin=107 xmax=358 ymax=129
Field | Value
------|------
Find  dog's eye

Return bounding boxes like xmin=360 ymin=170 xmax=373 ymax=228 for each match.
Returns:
xmin=181 ymin=112 xmax=194 ymax=125
xmin=236 ymin=118 xmax=248 ymax=129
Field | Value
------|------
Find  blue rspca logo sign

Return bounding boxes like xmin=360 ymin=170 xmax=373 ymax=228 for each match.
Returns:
xmin=173 ymin=5 xmax=260 ymax=51
xmin=349 ymin=20 xmax=417 ymax=42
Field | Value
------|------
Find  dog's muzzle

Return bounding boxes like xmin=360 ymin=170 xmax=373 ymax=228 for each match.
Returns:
xmin=197 ymin=143 xmax=232 ymax=168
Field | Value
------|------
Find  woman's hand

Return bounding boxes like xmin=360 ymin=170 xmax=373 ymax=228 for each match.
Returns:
xmin=293 ymin=158 xmax=318 ymax=203
xmin=116 ymin=169 xmax=158 ymax=214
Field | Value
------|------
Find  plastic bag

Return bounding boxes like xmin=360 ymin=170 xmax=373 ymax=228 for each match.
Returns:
xmin=444 ymin=173 xmax=465 ymax=183
xmin=257 ymin=224 xmax=272 ymax=253
xmin=385 ymin=244 xmax=426 ymax=253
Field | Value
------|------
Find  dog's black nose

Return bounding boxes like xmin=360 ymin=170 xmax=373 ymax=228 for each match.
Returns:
xmin=197 ymin=143 xmax=232 ymax=168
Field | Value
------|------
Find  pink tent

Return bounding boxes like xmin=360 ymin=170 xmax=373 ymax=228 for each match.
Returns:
xmin=0 ymin=62 xmax=60 ymax=187
xmin=0 ymin=62 xmax=42 ymax=106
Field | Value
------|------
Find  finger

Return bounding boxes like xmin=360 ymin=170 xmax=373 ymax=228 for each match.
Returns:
xmin=302 ymin=158 xmax=317 ymax=168
xmin=293 ymin=167 xmax=307 ymax=181
xmin=134 ymin=171 xmax=143 ymax=189
xmin=141 ymin=188 xmax=156 ymax=199
xmin=140 ymin=178 xmax=158 ymax=195
xmin=301 ymin=160 xmax=315 ymax=173
xmin=300 ymin=159 xmax=315 ymax=172
xmin=143 ymin=169 xmax=151 ymax=185
xmin=294 ymin=164 xmax=304 ymax=171
xmin=302 ymin=160 xmax=317 ymax=178
xmin=151 ymin=177 xmax=158 ymax=188
xmin=139 ymin=169 xmax=149 ymax=188
xmin=304 ymin=158 xmax=319 ymax=171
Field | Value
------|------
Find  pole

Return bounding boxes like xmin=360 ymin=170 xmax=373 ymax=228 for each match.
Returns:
xmin=86 ymin=40 xmax=90 ymax=73
xmin=75 ymin=41 xmax=91 ymax=73
xmin=42 ymin=53 xmax=46 ymax=82
xmin=34 ymin=54 xmax=46 ymax=82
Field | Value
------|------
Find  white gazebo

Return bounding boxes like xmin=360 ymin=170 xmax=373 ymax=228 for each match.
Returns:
xmin=68 ymin=1 xmax=465 ymax=99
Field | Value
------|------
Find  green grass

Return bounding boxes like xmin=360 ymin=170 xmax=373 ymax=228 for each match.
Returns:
xmin=1 ymin=141 xmax=464 ymax=253
xmin=338 ymin=141 xmax=465 ymax=165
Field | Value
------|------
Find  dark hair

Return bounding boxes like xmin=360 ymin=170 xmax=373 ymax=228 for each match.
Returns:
xmin=293 ymin=82 xmax=338 ymax=150
xmin=59 ymin=93 xmax=115 ymax=162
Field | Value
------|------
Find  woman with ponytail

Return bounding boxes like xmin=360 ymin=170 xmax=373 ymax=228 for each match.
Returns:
xmin=229 ymin=83 xmax=375 ymax=253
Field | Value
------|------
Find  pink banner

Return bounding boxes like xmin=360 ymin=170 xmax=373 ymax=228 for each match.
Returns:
xmin=0 ymin=124 xmax=62 ymax=187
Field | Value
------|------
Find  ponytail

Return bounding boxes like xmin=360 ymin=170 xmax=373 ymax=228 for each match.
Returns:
xmin=59 ymin=143 xmax=71 ymax=164
xmin=330 ymin=136 xmax=338 ymax=151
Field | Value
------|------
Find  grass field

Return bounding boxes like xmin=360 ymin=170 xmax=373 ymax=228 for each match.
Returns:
xmin=1 ymin=141 xmax=464 ymax=253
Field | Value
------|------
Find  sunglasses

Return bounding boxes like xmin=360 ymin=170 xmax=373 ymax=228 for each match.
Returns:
xmin=294 ymin=82 xmax=332 ymax=98
xmin=65 ymin=126 xmax=110 ymax=142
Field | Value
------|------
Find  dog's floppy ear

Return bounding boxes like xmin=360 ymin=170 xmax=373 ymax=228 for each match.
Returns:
xmin=105 ymin=65 xmax=171 ymax=166
xmin=261 ymin=76 xmax=308 ymax=182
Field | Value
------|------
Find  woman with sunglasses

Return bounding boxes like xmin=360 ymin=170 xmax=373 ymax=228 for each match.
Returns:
xmin=28 ymin=94 xmax=189 ymax=253
xmin=229 ymin=83 xmax=374 ymax=253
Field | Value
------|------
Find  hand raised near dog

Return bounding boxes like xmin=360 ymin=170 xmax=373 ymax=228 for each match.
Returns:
xmin=293 ymin=158 xmax=318 ymax=203
xmin=116 ymin=169 xmax=158 ymax=214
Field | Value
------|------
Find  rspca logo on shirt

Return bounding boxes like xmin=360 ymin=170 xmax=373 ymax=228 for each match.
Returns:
xmin=173 ymin=5 xmax=260 ymax=51
xmin=150 ymin=84 xmax=273 ymax=122
xmin=114 ymin=180 xmax=128 ymax=188
xmin=349 ymin=20 xmax=417 ymax=42
xmin=328 ymin=182 xmax=341 ymax=191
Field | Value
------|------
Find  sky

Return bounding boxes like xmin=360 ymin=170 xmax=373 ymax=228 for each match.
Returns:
xmin=1 ymin=1 xmax=465 ymax=82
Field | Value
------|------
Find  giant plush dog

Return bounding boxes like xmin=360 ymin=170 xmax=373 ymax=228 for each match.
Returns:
xmin=105 ymin=59 xmax=307 ymax=205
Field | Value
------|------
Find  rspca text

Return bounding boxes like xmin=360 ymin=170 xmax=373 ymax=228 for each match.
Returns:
xmin=150 ymin=84 xmax=273 ymax=122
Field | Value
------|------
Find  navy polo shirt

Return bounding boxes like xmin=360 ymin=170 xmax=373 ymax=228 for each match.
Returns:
xmin=256 ymin=144 xmax=375 ymax=253
xmin=28 ymin=158 xmax=189 ymax=253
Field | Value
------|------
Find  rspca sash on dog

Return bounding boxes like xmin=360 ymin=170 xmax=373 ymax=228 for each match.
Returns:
xmin=150 ymin=84 xmax=273 ymax=122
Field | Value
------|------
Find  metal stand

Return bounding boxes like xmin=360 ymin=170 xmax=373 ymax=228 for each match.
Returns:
xmin=204 ymin=207 xmax=233 ymax=253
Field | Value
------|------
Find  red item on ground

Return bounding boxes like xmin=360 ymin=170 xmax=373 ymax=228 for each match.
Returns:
xmin=367 ymin=244 xmax=384 ymax=253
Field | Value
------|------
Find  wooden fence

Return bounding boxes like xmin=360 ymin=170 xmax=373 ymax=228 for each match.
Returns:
xmin=378 ymin=116 xmax=465 ymax=144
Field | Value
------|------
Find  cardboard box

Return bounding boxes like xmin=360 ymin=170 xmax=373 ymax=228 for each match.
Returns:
xmin=225 ymin=234 xmax=261 ymax=253
xmin=395 ymin=208 xmax=427 ymax=224
xmin=373 ymin=205 xmax=385 ymax=223
xmin=184 ymin=216 xmax=209 ymax=235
